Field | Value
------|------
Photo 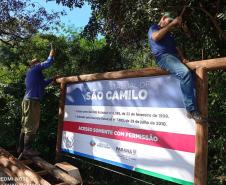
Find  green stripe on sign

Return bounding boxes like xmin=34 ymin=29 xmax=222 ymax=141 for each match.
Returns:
xmin=135 ymin=168 xmax=194 ymax=185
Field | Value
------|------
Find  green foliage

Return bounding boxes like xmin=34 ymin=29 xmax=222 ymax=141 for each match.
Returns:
xmin=0 ymin=76 xmax=23 ymax=148
xmin=0 ymin=0 xmax=62 ymax=46
xmin=78 ymin=0 xmax=226 ymax=56
xmin=207 ymin=71 xmax=226 ymax=185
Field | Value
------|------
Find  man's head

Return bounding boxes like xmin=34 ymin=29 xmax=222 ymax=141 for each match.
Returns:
xmin=28 ymin=58 xmax=40 ymax=67
xmin=159 ymin=12 xmax=175 ymax=27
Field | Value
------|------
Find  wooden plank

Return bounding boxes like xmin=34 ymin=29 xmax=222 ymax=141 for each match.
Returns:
xmin=0 ymin=167 xmax=20 ymax=185
xmin=195 ymin=67 xmax=208 ymax=185
xmin=0 ymin=147 xmax=50 ymax=185
xmin=55 ymin=162 xmax=76 ymax=172
xmin=21 ymin=159 xmax=33 ymax=165
xmin=0 ymin=168 xmax=16 ymax=185
xmin=55 ymin=162 xmax=83 ymax=184
xmin=29 ymin=156 xmax=80 ymax=185
xmin=55 ymin=57 xmax=226 ymax=84
xmin=36 ymin=170 xmax=49 ymax=176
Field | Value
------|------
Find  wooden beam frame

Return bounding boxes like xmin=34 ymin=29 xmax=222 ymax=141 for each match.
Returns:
xmin=56 ymin=57 xmax=226 ymax=84
xmin=55 ymin=57 xmax=226 ymax=185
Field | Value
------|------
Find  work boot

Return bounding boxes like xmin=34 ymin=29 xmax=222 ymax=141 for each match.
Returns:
xmin=23 ymin=134 xmax=40 ymax=156
xmin=17 ymin=132 xmax=25 ymax=154
xmin=187 ymin=111 xmax=203 ymax=123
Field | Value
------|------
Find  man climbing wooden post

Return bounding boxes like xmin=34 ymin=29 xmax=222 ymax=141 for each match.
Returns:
xmin=148 ymin=12 xmax=203 ymax=121
xmin=18 ymin=47 xmax=57 ymax=159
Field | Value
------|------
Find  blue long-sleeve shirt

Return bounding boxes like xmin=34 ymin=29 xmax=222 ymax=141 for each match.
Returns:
xmin=148 ymin=24 xmax=178 ymax=61
xmin=24 ymin=56 xmax=54 ymax=100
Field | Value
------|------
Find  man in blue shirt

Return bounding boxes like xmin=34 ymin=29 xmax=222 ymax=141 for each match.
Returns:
xmin=17 ymin=49 xmax=56 ymax=156
xmin=148 ymin=12 xmax=202 ymax=122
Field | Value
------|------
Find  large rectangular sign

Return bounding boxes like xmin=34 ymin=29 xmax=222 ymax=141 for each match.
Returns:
xmin=61 ymin=75 xmax=196 ymax=185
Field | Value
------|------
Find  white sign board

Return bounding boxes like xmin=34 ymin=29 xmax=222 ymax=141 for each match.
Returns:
xmin=61 ymin=75 xmax=196 ymax=185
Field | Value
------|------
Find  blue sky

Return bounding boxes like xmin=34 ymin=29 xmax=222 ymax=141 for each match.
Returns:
xmin=31 ymin=0 xmax=92 ymax=29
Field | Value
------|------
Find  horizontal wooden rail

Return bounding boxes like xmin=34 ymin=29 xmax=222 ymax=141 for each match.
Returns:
xmin=189 ymin=57 xmax=226 ymax=71
xmin=56 ymin=57 xmax=226 ymax=84
xmin=56 ymin=68 xmax=167 ymax=84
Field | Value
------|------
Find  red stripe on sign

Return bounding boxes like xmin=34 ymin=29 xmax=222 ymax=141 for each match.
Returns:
xmin=63 ymin=121 xmax=195 ymax=153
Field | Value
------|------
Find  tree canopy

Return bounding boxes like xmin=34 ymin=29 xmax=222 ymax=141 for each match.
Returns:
xmin=0 ymin=0 xmax=62 ymax=46
xmin=56 ymin=0 xmax=226 ymax=58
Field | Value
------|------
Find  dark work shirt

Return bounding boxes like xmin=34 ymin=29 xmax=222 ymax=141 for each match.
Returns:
xmin=148 ymin=23 xmax=178 ymax=61
xmin=24 ymin=56 xmax=54 ymax=100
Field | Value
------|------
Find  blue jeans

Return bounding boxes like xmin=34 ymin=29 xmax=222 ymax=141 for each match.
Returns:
xmin=157 ymin=54 xmax=196 ymax=112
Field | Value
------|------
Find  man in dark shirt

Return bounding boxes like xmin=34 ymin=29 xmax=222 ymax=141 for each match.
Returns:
xmin=148 ymin=12 xmax=202 ymax=122
xmin=17 ymin=49 xmax=55 ymax=156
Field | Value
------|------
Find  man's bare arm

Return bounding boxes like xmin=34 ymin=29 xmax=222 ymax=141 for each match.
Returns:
xmin=152 ymin=17 xmax=182 ymax=41
xmin=49 ymin=49 xmax=55 ymax=57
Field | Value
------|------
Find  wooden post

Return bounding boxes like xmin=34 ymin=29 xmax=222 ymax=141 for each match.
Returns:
xmin=195 ymin=67 xmax=208 ymax=185
xmin=56 ymin=83 xmax=66 ymax=162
